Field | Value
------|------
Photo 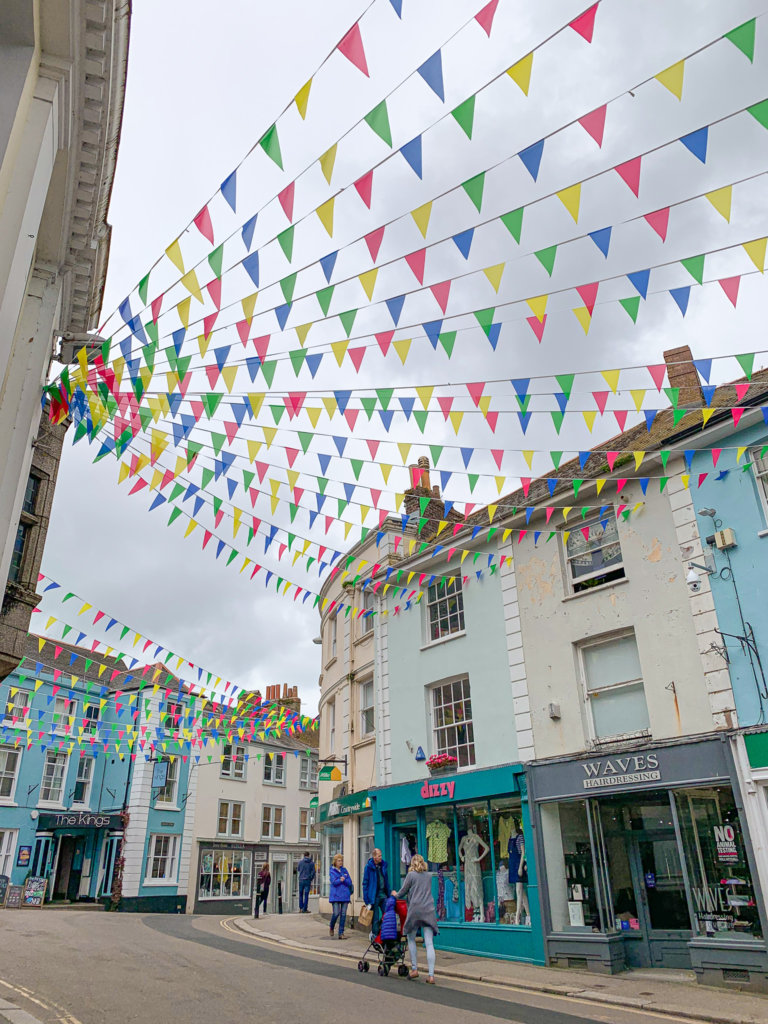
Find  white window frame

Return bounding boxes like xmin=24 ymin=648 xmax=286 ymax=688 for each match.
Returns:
xmin=263 ymin=752 xmax=285 ymax=786
xmin=579 ymin=631 xmax=651 ymax=744
xmin=221 ymin=743 xmax=247 ymax=780
xmin=165 ymin=701 xmax=183 ymax=723
xmin=72 ymin=756 xmax=93 ymax=807
xmin=39 ymin=750 xmax=68 ymax=805
xmin=145 ymin=833 xmax=179 ymax=884
xmin=217 ymin=799 xmax=244 ymax=837
xmin=749 ymin=444 xmax=768 ymax=525
xmin=431 ymin=676 xmax=475 ymax=768
xmin=328 ymin=700 xmax=336 ymax=752
xmin=262 ymin=804 xmax=284 ymax=840
xmin=83 ymin=703 xmax=100 ymax=735
xmin=155 ymin=756 xmax=179 ymax=806
xmin=198 ymin=847 xmax=252 ymax=901
xmin=0 ymin=828 xmax=19 ymax=876
xmin=3 ymin=689 xmax=29 ymax=724
xmin=0 ymin=746 xmax=21 ymax=803
xmin=330 ymin=613 xmax=338 ymax=660
xmin=564 ymin=512 xmax=625 ymax=594
xmin=361 ymin=589 xmax=374 ymax=635
xmin=299 ymin=807 xmax=317 ymax=842
xmin=299 ymin=756 xmax=318 ymax=790
xmin=359 ymin=678 xmax=374 ymax=737
xmin=53 ymin=696 xmax=77 ymax=736
xmin=426 ymin=576 xmax=465 ymax=644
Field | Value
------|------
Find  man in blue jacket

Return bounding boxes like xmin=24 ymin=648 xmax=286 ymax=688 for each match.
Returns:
xmin=296 ymin=852 xmax=316 ymax=913
xmin=362 ymin=848 xmax=389 ymax=938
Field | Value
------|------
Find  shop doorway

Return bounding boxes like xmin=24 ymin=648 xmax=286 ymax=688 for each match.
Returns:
xmin=271 ymin=860 xmax=286 ymax=912
xmin=391 ymin=826 xmax=417 ymax=887
xmin=53 ymin=836 xmax=76 ymax=899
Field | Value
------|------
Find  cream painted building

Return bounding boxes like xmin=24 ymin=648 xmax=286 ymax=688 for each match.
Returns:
xmin=0 ymin=0 xmax=129 ymax=679
xmin=188 ymin=688 xmax=319 ymax=916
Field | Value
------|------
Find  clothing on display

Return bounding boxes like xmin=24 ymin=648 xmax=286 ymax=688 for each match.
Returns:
xmin=400 ymin=834 xmax=415 ymax=867
xmin=436 ymin=867 xmax=446 ymax=921
xmin=459 ymin=827 xmax=489 ymax=917
xmin=426 ymin=819 xmax=451 ymax=865
xmin=496 ymin=863 xmax=514 ymax=902
xmin=508 ymin=830 xmax=527 ymax=884
xmin=497 ymin=815 xmax=516 ymax=855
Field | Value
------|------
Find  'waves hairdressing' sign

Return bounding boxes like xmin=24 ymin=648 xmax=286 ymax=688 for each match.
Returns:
xmin=581 ymin=753 xmax=661 ymax=789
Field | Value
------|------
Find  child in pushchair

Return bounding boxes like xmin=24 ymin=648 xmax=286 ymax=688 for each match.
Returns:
xmin=357 ymin=896 xmax=409 ymax=976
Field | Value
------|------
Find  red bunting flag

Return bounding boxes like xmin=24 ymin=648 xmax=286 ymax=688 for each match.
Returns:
xmin=365 ymin=226 xmax=385 ymax=261
xmin=492 ymin=449 xmax=503 ymax=469
xmin=570 ymin=3 xmax=598 ymax=43
xmin=466 ymin=382 xmax=484 ymax=406
xmin=647 ymin=364 xmax=666 ymax=390
xmin=578 ymin=105 xmax=606 ymax=146
xmin=615 ymin=156 xmax=641 ymax=196
xmin=593 ymin=391 xmax=609 ymax=414
xmin=253 ymin=336 xmax=270 ymax=361
xmin=405 ymin=249 xmax=426 ymax=283
xmin=526 ymin=315 xmax=546 ymax=341
xmin=430 ymin=280 xmax=451 ymax=313
xmin=348 ymin=347 xmax=366 ymax=372
xmin=278 ymin=182 xmax=295 ymax=222
xmin=718 ymin=276 xmax=740 ymax=306
xmin=644 ymin=207 xmax=670 ymax=241
xmin=375 ymin=330 xmax=393 ymax=355
xmin=367 ymin=439 xmax=380 ymax=460
xmin=206 ymin=278 xmax=222 ymax=309
xmin=193 ymin=205 xmax=215 ymax=244
xmin=576 ymin=282 xmax=599 ymax=314
xmin=354 ymin=169 xmax=374 ymax=208
xmin=475 ymin=0 xmax=499 ymax=36
xmin=735 ymin=382 xmax=750 ymax=402
xmin=614 ymin=410 xmax=628 ymax=431
xmin=151 ymin=294 xmax=164 ymax=323
xmin=337 ymin=22 xmax=369 ymax=76
xmin=236 ymin=320 xmax=250 ymax=345
xmin=438 ymin=396 xmax=454 ymax=419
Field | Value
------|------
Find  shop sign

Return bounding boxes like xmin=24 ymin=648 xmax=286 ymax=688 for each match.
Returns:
xmin=316 ymin=790 xmax=371 ymax=824
xmin=581 ymin=754 xmax=660 ymax=789
xmin=714 ymin=824 xmax=738 ymax=863
xmin=37 ymin=811 xmax=122 ymax=830
xmin=420 ymin=779 xmax=456 ymax=800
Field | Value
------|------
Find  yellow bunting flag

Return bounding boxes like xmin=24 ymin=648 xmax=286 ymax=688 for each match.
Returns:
xmin=181 ymin=269 xmax=204 ymax=303
xmin=523 ymin=450 xmax=534 ymax=470
xmin=487 ymin=505 xmax=498 ymax=524
xmin=322 ymin=396 xmax=337 ymax=418
xmin=198 ymin=333 xmax=210 ymax=359
xmin=483 ymin=263 xmax=505 ymax=293
xmin=118 ymin=462 xmax=130 ymax=485
xmin=184 ymin=520 xmax=197 ymax=539
xmin=449 ymin=410 xmax=464 ymax=434
xmin=295 ymin=323 xmax=312 ymax=346
xmin=596 ymin=479 xmax=606 ymax=495
xmin=495 ymin=476 xmax=506 ymax=495
xmin=507 ymin=51 xmax=533 ymax=95
xmin=248 ymin=393 xmax=265 ymax=417
xmin=241 ymin=292 xmax=259 ymax=320
xmin=562 ymin=507 xmax=572 ymax=522
xmin=331 ymin=339 xmax=349 ymax=366
xmin=359 ymin=268 xmax=378 ymax=300
xmin=165 ymin=239 xmax=185 ymax=273
xmin=416 ymin=386 xmax=433 ymax=409
xmin=316 ymin=196 xmax=335 ymax=236
xmin=633 ymin=452 xmax=645 ymax=471
xmin=478 ymin=395 xmax=491 ymax=417
xmin=411 ymin=202 xmax=432 ymax=238
xmin=630 ymin=389 xmax=646 ymax=412
xmin=393 ymin=338 xmax=411 ymax=364
xmin=306 ymin=406 xmax=322 ymax=428
xmin=743 ymin=237 xmax=766 ymax=271
xmin=149 ymin=468 xmax=163 ymax=491
xmin=582 ymin=410 xmax=597 ymax=432
xmin=319 ymin=143 xmax=337 ymax=184
xmin=557 ymin=182 xmax=581 ymax=222
xmin=681 ymin=474 xmax=690 ymax=489
xmin=262 ymin=426 xmax=277 ymax=447
xmin=572 ymin=307 xmax=591 ymax=334
xmin=526 ymin=295 xmax=548 ymax=322
xmin=177 ymin=297 xmax=191 ymax=329
xmin=602 ymin=369 xmax=620 ymax=393
xmin=655 ymin=59 xmax=685 ymax=99
xmin=221 ymin=365 xmax=238 ymax=392
xmin=397 ymin=442 xmax=412 ymax=464
xmin=737 ymin=446 xmax=748 ymax=463
xmin=294 ymin=79 xmax=312 ymax=119
xmin=705 ymin=185 xmax=732 ymax=222
xmin=381 ymin=465 xmax=393 ymax=485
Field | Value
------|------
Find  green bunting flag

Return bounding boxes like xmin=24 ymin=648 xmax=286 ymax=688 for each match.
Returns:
xmin=535 ymin=245 xmax=557 ymax=276
xmin=500 ymin=208 xmax=524 ymax=243
xmin=259 ymin=124 xmax=283 ymax=169
xmin=747 ymin=98 xmax=768 ymax=129
xmin=339 ymin=309 xmax=358 ymax=337
xmin=462 ymin=172 xmax=485 ymax=212
xmin=555 ymin=374 xmax=574 ymax=398
xmin=316 ymin=286 xmax=334 ymax=316
xmin=365 ymin=100 xmax=392 ymax=146
xmin=278 ymin=226 xmax=294 ymax=262
xmin=376 ymin=387 xmax=393 ymax=409
xmin=208 ymin=244 xmax=224 ymax=279
xmin=725 ymin=20 xmax=756 ymax=61
xmin=736 ymin=352 xmax=755 ymax=379
xmin=680 ymin=254 xmax=705 ymax=283
xmin=138 ymin=273 xmax=150 ymax=305
xmin=474 ymin=308 xmax=495 ymax=337
xmin=289 ymin=349 xmax=306 ymax=375
xmin=438 ymin=331 xmax=456 ymax=356
xmin=280 ymin=273 xmax=297 ymax=303
xmin=452 ymin=96 xmax=475 ymax=139
xmin=619 ymin=296 xmax=640 ymax=322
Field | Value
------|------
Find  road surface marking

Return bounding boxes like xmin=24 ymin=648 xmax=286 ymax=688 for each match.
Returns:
xmin=0 ymin=978 xmax=83 ymax=1024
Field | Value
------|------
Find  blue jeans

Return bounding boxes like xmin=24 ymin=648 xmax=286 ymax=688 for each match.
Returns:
xmin=330 ymin=901 xmax=348 ymax=935
xmin=299 ymin=880 xmax=311 ymax=912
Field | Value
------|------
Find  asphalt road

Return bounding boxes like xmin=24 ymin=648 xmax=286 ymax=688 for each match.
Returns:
xmin=0 ymin=911 xmax=706 ymax=1024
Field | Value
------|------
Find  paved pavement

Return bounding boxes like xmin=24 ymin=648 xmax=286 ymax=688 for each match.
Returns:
xmin=0 ymin=910 xmax=766 ymax=1024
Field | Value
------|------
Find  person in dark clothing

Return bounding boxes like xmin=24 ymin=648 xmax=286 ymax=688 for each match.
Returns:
xmin=257 ymin=863 xmax=271 ymax=914
xmin=296 ymin=852 xmax=316 ymax=913
xmin=362 ymin=848 xmax=390 ymax=939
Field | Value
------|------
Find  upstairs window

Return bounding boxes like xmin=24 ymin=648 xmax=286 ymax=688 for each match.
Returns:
xmin=156 ymin=757 xmax=179 ymax=805
xmin=427 ymin=578 xmax=465 ymax=642
xmin=263 ymin=752 xmax=285 ymax=786
xmin=565 ymin=514 xmax=625 ymax=593
xmin=359 ymin=679 xmax=374 ymax=736
xmin=432 ymin=677 xmax=475 ymax=767
xmin=749 ymin=444 xmax=768 ymax=524
xmin=4 ymin=689 xmax=29 ymax=724
xmin=221 ymin=743 xmax=247 ymax=780
xmin=361 ymin=590 xmax=374 ymax=635
xmin=582 ymin=632 xmax=650 ymax=741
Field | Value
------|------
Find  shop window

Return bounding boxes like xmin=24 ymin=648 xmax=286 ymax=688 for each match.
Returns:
xmin=455 ymin=803 xmax=493 ymax=922
xmin=357 ymin=813 xmax=374 ymax=893
xmin=749 ymin=444 xmax=768 ymax=524
xmin=0 ymin=746 xmax=21 ymax=801
xmin=675 ymin=787 xmax=763 ymax=940
xmin=221 ymin=743 xmax=246 ymax=780
xmin=300 ymin=756 xmax=318 ymax=789
xmin=218 ymin=800 xmax=244 ymax=837
xmin=431 ymin=677 xmax=475 ymax=767
xmin=261 ymin=805 xmax=284 ymax=839
xmin=427 ymin=577 xmax=465 ymax=642
xmin=72 ymin=756 xmax=93 ymax=806
xmin=146 ymin=833 xmax=179 ymax=882
xmin=4 ymin=689 xmax=29 ymax=724
xmin=323 ymin=825 xmax=343 ymax=898
xmin=359 ymin=678 xmax=374 ymax=736
xmin=565 ymin=514 xmax=625 ymax=593
xmin=299 ymin=807 xmax=317 ymax=843
xmin=199 ymin=848 xmax=251 ymax=899
xmin=263 ymin=752 xmax=285 ymax=786
xmin=40 ymin=750 xmax=68 ymax=804
xmin=156 ymin=757 xmax=178 ymax=805
xmin=581 ymin=633 xmax=650 ymax=741
xmin=540 ymin=800 xmax=601 ymax=932
xmin=0 ymin=829 xmax=18 ymax=876
xmin=491 ymin=797 xmax=526 ymax=924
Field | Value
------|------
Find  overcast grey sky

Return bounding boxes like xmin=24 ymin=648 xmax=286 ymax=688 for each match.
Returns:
xmin=40 ymin=0 xmax=768 ymax=714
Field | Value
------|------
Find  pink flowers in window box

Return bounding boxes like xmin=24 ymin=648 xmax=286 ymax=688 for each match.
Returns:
xmin=426 ymin=753 xmax=458 ymax=773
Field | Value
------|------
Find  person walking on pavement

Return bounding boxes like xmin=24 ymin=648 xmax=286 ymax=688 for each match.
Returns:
xmin=393 ymin=853 xmax=440 ymax=984
xmin=297 ymin=851 xmax=316 ymax=913
xmin=328 ymin=853 xmax=353 ymax=939
xmin=257 ymin=862 xmax=271 ymax=914
xmin=362 ymin=847 xmax=390 ymax=939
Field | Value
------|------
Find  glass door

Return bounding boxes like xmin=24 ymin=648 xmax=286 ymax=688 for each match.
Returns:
xmin=391 ymin=826 xmax=417 ymax=887
xmin=100 ymin=834 xmax=122 ymax=898
xmin=631 ymin=834 xmax=692 ymax=968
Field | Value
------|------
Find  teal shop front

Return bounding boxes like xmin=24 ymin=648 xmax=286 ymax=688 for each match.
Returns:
xmin=370 ymin=763 xmax=544 ymax=964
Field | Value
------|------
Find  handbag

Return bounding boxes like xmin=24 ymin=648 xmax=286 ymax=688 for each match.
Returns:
xmin=358 ymin=904 xmax=373 ymax=928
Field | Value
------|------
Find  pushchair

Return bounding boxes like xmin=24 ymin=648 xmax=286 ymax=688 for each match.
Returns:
xmin=357 ymin=899 xmax=410 ymax=977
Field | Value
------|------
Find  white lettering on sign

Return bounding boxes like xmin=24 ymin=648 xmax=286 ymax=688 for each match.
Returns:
xmin=581 ymin=753 xmax=661 ymax=789
xmin=420 ymin=779 xmax=456 ymax=800
xmin=714 ymin=824 xmax=738 ymax=863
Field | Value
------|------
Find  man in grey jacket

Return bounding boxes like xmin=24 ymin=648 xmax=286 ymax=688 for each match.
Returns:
xmin=297 ymin=852 xmax=316 ymax=913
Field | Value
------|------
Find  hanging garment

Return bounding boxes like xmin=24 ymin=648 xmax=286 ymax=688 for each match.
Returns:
xmin=459 ymin=832 xmax=485 ymax=912
xmin=437 ymin=867 xmax=446 ymax=921
xmin=497 ymin=815 xmax=516 ymax=854
xmin=400 ymin=835 xmax=412 ymax=867
xmin=508 ymin=834 xmax=522 ymax=884
xmin=496 ymin=866 xmax=514 ymax=902
xmin=426 ymin=819 xmax=451 ymax=864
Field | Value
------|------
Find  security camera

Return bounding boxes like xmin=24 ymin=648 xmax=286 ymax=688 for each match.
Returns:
xmin=686 ymin=567 xmax=701 ymax=594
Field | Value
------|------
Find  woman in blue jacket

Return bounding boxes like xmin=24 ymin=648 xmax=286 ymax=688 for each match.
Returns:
xmin=328 ymin=853 xmax=354 ymax=939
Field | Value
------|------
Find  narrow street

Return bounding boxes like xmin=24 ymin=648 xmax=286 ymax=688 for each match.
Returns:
xmin=0 ymin=911 xmax=758 ymax=1024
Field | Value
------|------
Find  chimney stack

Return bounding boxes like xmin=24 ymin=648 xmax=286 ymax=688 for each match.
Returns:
xmin=403 ymin=456 xmax=463 ymax=541
xmin=663 ymin=345 xmax=704 ymax=408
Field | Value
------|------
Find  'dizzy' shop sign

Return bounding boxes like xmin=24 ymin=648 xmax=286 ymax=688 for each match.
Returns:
xmin=420 ymin=779 xmax=456 ymax=800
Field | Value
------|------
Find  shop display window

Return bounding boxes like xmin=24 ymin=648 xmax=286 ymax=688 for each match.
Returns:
xmin=675 ymin=787 xmax=763 ymax=941
xmin=456 ymin=802 xmax=493 ymax=922
xmin=358 ymin=814 xmax=374 ymax=893
xmin=541 ymin=800 xmax=601 ymax=932
xmin=491 ymin=796 xmax=525 ymax=924
xmin=322 ymin=825 xmax=343 ymax=899
xmin=198 ymin=848 xmax=251 ymax=899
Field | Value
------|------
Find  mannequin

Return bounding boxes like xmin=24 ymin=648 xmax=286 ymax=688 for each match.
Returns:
xmin=509 ymin=825 xmax=529 ymax=925
xmin=459 ymin=825 xmax=489 ymax=919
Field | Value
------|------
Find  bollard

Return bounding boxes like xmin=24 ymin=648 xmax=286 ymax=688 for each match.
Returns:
xmin=277 ymin=879 xmax=283 ymax=915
